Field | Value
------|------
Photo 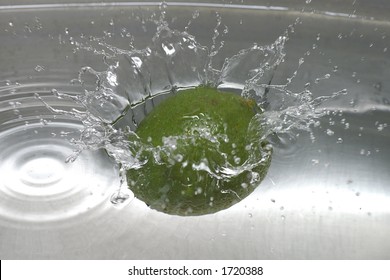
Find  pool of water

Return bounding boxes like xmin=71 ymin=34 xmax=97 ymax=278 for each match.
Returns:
xmin=0 ymin=1 xmax=389 ymax=259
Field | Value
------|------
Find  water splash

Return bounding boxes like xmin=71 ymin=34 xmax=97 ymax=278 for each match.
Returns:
xmin=38 ymin=10 xmax=345 ymax=206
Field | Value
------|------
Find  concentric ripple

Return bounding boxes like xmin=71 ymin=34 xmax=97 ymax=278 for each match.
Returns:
xmin=0 ymin=121 xmax=119 ymax=227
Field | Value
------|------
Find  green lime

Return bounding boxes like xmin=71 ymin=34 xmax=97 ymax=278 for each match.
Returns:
xmin=127 ymin=86 xmax=272 ymax=215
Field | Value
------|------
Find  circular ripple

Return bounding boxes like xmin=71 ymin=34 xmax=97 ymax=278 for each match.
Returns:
xmin=0 ymin=121 xmax=119 ymax=227
xmin=20 ymin=156 xmax=65 ymax=187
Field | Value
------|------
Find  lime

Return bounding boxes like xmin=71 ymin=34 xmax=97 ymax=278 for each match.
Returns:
xmin=127 ymin=86 xmax=271 ymax=215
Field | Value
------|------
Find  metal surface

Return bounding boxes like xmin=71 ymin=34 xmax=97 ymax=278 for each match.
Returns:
xmin=0 ymin=1 xmax=389 ymax=259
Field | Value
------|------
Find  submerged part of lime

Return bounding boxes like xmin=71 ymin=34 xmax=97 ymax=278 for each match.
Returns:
xmin=127 ymin=86 xmax=272 ymax=215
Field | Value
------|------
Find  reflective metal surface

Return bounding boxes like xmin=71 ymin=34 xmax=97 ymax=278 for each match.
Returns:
xmin=0 ymin=1 xmax=389 ymax=259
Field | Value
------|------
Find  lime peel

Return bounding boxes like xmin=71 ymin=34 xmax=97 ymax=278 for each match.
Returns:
xmin=127 ymin=86 xmax=272 ymax=215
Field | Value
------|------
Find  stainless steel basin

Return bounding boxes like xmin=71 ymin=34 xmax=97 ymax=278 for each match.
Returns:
xmin=0 ymin=0 xmax=389 ymax=259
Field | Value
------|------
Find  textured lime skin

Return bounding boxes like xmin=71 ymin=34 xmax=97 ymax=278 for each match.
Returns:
xmin=127 ymin=86 xmax=271 ymax=215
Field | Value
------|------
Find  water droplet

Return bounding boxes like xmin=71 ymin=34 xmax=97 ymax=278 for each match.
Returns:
xmin=336 ymin=138 xmax=343 ymax=144
xmin=34 ymin=65 xmax=45 ymax=72
xmin=315 ymin=73 xmax=330 ymax=83
xmin=305 ymin=0 xmax=312 ymax=3
xmin=326 ymin=129 xmax=334 ymax=136
xmin=40 ymin=118 xmax=48 ymax=126
xmin=373 ymin=82 xmax=382 ymax=91
xmin=377 ymin=123 xmax=387 ymax=131
xmin=333 ymin=65 xmax=338 ymax=72
xmin=110 ymin=192 xmax=130 ymax=205
xmin=281 ymin=215 xmax=286 ymax=220
xmin=106 ymin=71 xmax=118 ymax=86
xmin=191 ymin=10 xmax=200 ymax=20
xmin=223 ymin=25 xmax=229 ymax=34
xmin=159 ymin=1 xmax=168 ymax=10
xmin=65 ymin=28 xmax=69 ymax=34
xmin=24 ymin=24 xmax=32 ymax=33
xmin=8 ymin=21 xmax=14 ymax=27
xmin=271 ymin=198 xmax=276 ymax=203
xmin=161 ymin=43 xmax=176 ymax=56
xmin=311 ymin=159 xmax=319 ymax=165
